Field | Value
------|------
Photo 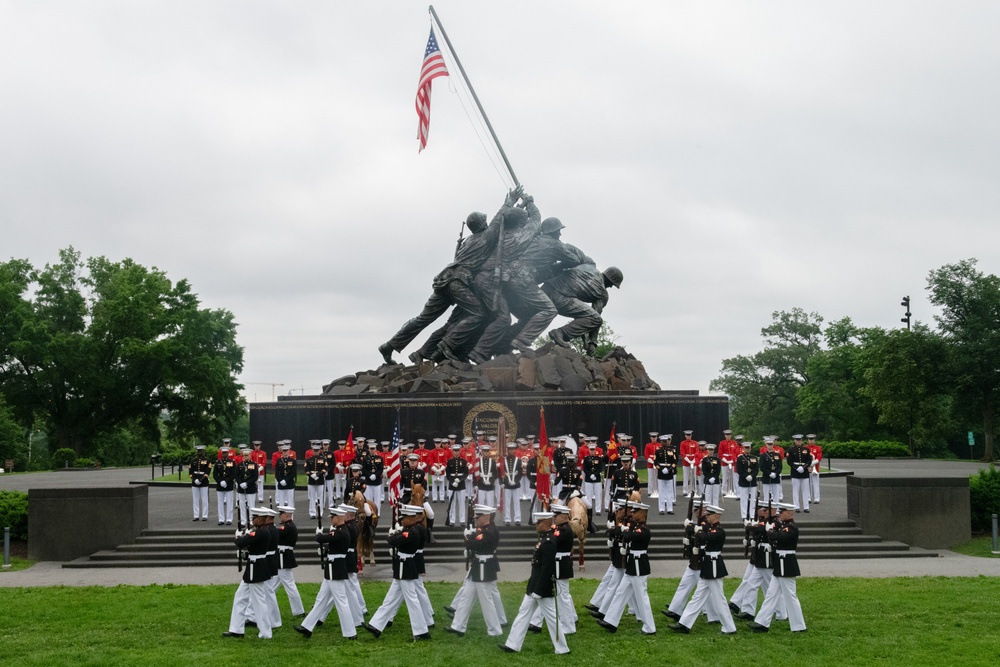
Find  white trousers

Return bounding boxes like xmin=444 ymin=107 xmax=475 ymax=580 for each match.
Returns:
xmin=703 ymin=484 xmax=720 ymax=506
xmin=810 ymin=471 xmax=821 ymax=501
xmin=266 ymin=577 xmax=282 ymax=628
xmin=530 ymin=579 xmax=576 ymax=634
xmin=646 ymin=467 xmax=657 ymax=497
xmin=369 ymin=579 xmax=429 ymax=636
xmin=682 ymin=465 xmax=695 ymax=495
xmin=447 ymin=489 xmax=467 ymax=524
xmin=503 ymin=488 xmax=522 ymax=523
xmin=192 ymin=486 xmax=208 ymax=519
xmin=479 ymin=488 xmax=497 ymax=509
xmin=302 ymin=578 xmax=357 ymax=637
xmin=678 ymin=578 xmax=736 ymax=632
xmin=502 ymin=595 xmax=570 ymax=654
xmin=450 ymin=579 xmax=507 ymax=624
xmin=217 ymin=490 xmax=234 ymax=523
xmin=334 ymin=473 xmax=345 ymax=498
xmin=415 ymin=577 xmax=434 ymax=626
xmin=277 ymin=567 xmax=304 ymax=615
xmin=598 ymin=567 xmax=629 ymax=615
xmin=589 ymin=563 xmax=617 ymax=608
xmin=583 ymin=481 xmax=603 ymax=514
xmin=237 ymin=493 xmax=255 ymax=527
xmin=755 ymin=576 xmax=806 ymax=631
xmin=307 ymin=485 xmax=324 ymax=516
xmin=275 ymin=486 xmax=294 ymax=508
xmin=257 ymin=474 xmax=265 ymax=503
xmin=228 ymin=581 xmax=272 ymax=638
xmin=364 ymin=484 xmax=383 ymax=507
xmin=431 ymin=474 xmax=446 ymax=501
xmin=721 ymin=465 xmax=733 ymax=495
xmin=762 ymin=482 xmax=780 ymax=505
xmin=791 ymin=478 xmax=810 ymax=511
xmin=520 ymin=477 xmax=531 ymax=500
xmin=656 ymin=479 xmax=676 ymax=512
xmin=451 ymin=579 xmax=503 ymax=636
xmin=667 ymin=566 xmax=709 ymax=617
xmin=737 ymin=485 xmax=757 ymax=521
xmin=604 ymin=573 xmax=655 ymax=633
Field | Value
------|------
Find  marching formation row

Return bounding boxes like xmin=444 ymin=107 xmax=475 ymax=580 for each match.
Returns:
xmin=189 ymin=430 xmax=825 ymax=529
xmin=223 ymin=487 xmax=808 ymax=648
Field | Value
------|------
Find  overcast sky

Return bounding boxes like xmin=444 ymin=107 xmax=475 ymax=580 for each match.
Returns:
xmin=3 ymin=1 xmax=998 ymax=402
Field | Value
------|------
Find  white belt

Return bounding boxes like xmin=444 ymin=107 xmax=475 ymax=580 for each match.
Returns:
xmin=396 ymin=553 xmax=416 ymax=560
xmin=706 ymin=551 xmax=722 ymax=557
xmin=476 ymin=554 xmax=495 ymax=562
xmin=777 ymin=550 xmax=796 ymax=555
xmin=555 ymin=552 xmax=571 ymax=558
xmin=265 ymin=550 xmax=276 ymax=556
xmin=247 ymin=554 xmax=267 ymax=562
xmin=629 ymin=550 xmax=647 ymax=556
xmin=278 ymin=545 xmax=293 ymax=552
xmin=347 ymin=548 xmax=355 ymax=553
xmin=416 ymin=549 xmax=425 ymax=554
xmin=327 ymin=554 xmax=346 ymax=561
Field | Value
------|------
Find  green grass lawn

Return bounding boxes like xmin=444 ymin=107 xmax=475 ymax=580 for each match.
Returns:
xmin=0 ymin=556 xmax=35 ymax=572
xmin=2 ymin=577 xmax=999 ymax=666
xmin=951 ymin=535 xmax=1000 ymax=558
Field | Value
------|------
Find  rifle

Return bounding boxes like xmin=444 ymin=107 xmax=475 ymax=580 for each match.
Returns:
xmin=455 ymin=219 xmax=466 ymax=257
xmin=316 ymin=499 xmax=327 ymax=570
xmin=236 ymin=512 xmax=245 ymax=572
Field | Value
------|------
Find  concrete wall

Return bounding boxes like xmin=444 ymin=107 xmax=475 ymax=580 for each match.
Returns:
xmin=847 ymin=474 xmax=970 ymax=550
xmin=28 ymin=485 xmax=148 ymax=561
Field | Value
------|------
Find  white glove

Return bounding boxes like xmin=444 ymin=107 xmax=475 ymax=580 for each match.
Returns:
xmin=682 ymin=537 xmax=690 ymax=546
xmin=393 ymin=523 xmax=403 ymax=532
xmin=530 ymin=593 xmax=541 ymax=600
xmin=746 ymin=475 xmax=753 ymax=482
xmin=311 ymin=474 xmax=319 ymax=481
xmin=220 ymin=481 xmax=227 ymax=489
xmin=606 ymin=520 xmax=615 ymax=529
xmin=280 ymin=480 xmax=287 ymax=487
xmin=464 ymin=528 xmax=475 ymax=538
xmin=234 ymin=530 xmax=242 ymax=538
xmin=769 ymin=472 xmax=777 ymax=479
xmin=796 ymin=466 xmax=805 ymax=474
xmin=369 ymin=474 xmax=376 ymax=481
xmin=742 ymin=538 xmax=748 ymax=546
xmin=709 ymin=477 xmax=716 ymax=484
xmin=451 ymin=479 xmax=459 ymax=488
xmin=693 ymin=525 xmax=703 ymax=534
xmin=683 ymin=519 xmax=693 ymax=527
xmin=315 ymin=527 xmax=323 ymax=535
xmin=239 ymin=482 xmax=247 ymax=490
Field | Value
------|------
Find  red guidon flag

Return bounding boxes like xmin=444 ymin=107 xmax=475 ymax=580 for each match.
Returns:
xmin=535 ymin=407 xmax=551 ymax=501
xmin=607 ymin=422 xmax=618 ymax=463
xmin=344 ymin=428 xmax=355 ymax=462
xmin=415 ymin=28 xmax=449 ymax=152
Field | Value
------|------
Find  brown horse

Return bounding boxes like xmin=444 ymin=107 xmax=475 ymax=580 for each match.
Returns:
xmin=349 ymin=490 xmax=379 ymax=567
xmin=567 ymin=496 xmax=588 ymax=572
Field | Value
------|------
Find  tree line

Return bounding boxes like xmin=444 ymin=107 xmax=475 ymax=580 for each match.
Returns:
xmin=710 ymin=259 xmax=1000 ymax=461
xmin=0 ymin=248 xmax=246 ymax=469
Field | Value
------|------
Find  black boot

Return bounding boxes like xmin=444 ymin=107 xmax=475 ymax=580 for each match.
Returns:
xmin=427 ymin=517 xmax=437 ymax=544
xmin=587 ymin=508 xmax=596 ymax=535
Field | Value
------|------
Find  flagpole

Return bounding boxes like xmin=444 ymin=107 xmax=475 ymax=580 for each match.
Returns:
xmin=428 ymin=5 xmax=520 ymax=188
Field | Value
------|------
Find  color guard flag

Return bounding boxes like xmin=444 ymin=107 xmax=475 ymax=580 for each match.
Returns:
xmin=344 ymin=428 xmax=355 ymax=462
xmin=388 ymin=412 xmax=402 ymax=506
xmin=415 ymin=27 xmax=449 ymax=151
xmin=535 ymin=407 xmax=551 ymax=501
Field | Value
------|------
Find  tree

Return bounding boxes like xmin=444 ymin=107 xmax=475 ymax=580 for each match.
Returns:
xmin=859 ymin=324 xmax=955 ymax=455
xmin=796 ymin=318 xmax=883 ymax=441
xmin=0 ymin=396 xmax=25 ymax=469
xmin=0 ymin=248 xmax=246 ymax=456
xmin=927 ymin=259 xmax=1000 ymax=461
xmin=710 ymin=308 xmax=823 ymax=437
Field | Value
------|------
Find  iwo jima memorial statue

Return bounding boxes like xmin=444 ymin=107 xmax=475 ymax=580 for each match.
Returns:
xmin=249 ymin=8 xmax=727 ymax=449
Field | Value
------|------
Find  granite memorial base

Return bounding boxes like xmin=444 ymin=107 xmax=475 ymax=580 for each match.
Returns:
xmin=28 ymin=485 xmax=149 ymax=561
xmin=847 ymin=474 xmax=970 ymax=550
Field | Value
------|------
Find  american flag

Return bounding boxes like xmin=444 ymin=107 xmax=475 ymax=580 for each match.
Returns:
xmin=387 ymin=411 xmax=402 ymax=506
xmin=415 ymin=27 xmax=449 ymax=152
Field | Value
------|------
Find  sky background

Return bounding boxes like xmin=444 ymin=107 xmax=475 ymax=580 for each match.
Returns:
xmin=2 ymin=1 xmax=998 ymax=403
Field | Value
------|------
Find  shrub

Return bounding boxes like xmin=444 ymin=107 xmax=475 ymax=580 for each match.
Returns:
xmin=822 ymin=440 xmax=911 ymax=459
xmin=0 ymin=490 xmax=28 ymax=541
xmin=50 ymin=448 xmax=77 ymax=469
xmin=73 ymin=457 xmax=95 ymax=468
xmin=970 ymin=465 xmax=1000 ymax=533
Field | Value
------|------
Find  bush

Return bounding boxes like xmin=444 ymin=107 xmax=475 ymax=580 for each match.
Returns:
xmin=970 ymin=465 xmax=1000 ymax=533
xmin=159 ymin=447 xmax=192 ymax=467
xmin=51 ymin=448 xmax=77 ymax=469
xmin=0 ymin=490 xmax=28 ymax=541
xmin=822 ymin=440 xmax=911 ymax=459
xmin=73 ymin=457 xmax=95 ymax=468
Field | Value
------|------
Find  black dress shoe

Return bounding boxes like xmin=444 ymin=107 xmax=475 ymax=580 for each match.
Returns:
xmin=218 ymin=521 xmax=224 ymax=525
xmin=669 ymin=623 xmax=689 ymax=634
xmin=346 ymin=635 xmax=357 ymax=640
xmin=792 ymin=628 xmax=808 ymax=633
xmin=362 ymin=623 xmax=381 ymax=639
xmin=386 ymin=621 xmax=393 ymax=628
xmin=293 ymin=624 xmax=311 ymax=638
xmin=414 ymin=633 xmax=431 ymax=641
xmin=668 ymin=511 xmax=674 ymax=515
xmin=498 ymin=644 xmax=517 ymax=653
xmin=583 ymin=603 xmax=599 ymax=612
xmin=662 ymin=610 xmax=680 ymax=620
xmin=193 ymin=518 xmax=199 ymax=522
xmin=597 ymin=619 xmax=617 ymax=633
xmin=589 ymin=609 xmax=605 ymax=620
xmin=226 ymin=521 xmax=232 ymax=525
xmin=221 ymin=632 xmax=244 ymax=638
xmin=201 ymin=517 xmax=207 ymax=521
xmin=244 ymin=620 xmax=257 ymax=628
xmin=316 ymin=620 xmax=324 ymax=626
xmin=527 ymin=624 xmax=542 ymax=634
xmin=444 ymin=605 xmax=456 ymax=616
xmin=728 ymin=602 xmax=740 ymax=613
xmin=748 ymin=622 xmax=769 ymax=633
xmin=445 ymin=627 xmax=464 ymax=637
xmin=707 ymin=620 xmax=721 ymax=625
xmin=736 ymin=612 xmax=754 ymax=620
